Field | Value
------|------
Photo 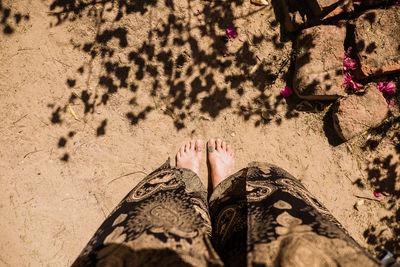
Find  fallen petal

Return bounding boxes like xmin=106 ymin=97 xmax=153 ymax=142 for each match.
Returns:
xmin=344 ymin=47 xmax=352 ymax=59
xmin=384 ymin=81 xmax=396 ymax=95
xmin=350 ymin=80 xmax=363 ymax=91
xmin=373 ymin=191 xmax=382 ymax=197
xmin=377 ymin=82 xmax=385 ymax=92
xmin=343 ymin=58 xmax=357 ymax=71
xmin=280 ymin=86 xmax=293 ymax=97
xmin=388 ymin=99 xmax=395 ymax=109
xmin=343 ymin=72 xmax=362 ymax=91
xmin=226 ymin=26 xmax=238 ymax=39
xmin=344 ymin=72 xmax=352 ymax=80
xmin=343 ymin=72 xmax=353 ymax=87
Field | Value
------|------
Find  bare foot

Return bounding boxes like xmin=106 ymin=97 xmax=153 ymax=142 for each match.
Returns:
xmin=207 ymin=138 xmax=235 ymax=189
xmin=176 ymin=139 xmax=203 ymax=176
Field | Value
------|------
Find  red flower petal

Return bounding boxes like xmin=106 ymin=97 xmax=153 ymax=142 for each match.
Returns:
xmin=280 ymin=86 xmax=293 ymax=97
xmin=226 ymin=26 xmax=237 ymax=39
xmin=373 ymin=191 xmax=382 ymax=197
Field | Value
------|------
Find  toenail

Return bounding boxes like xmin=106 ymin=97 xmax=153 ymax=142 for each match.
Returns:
xmin=208 ymin=146 xmax=214 ymax=152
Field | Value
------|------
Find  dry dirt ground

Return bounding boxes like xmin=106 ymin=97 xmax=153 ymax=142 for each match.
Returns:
xmin=0 ymin=0 xmax=399 ymax=266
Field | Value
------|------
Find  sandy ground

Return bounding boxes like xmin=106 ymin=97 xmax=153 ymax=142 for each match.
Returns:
xmin=1 ymin=0 xmax=399 ymax=266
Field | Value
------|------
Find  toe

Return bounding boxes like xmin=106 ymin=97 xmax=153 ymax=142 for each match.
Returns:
xmin=227 ymin=144 xmax=234 ymax=157
xmin=208 ymin=139 xmax=216 ymax=152
xmin=221 ymin=141 xmax=227 ymax=150
xmin=216 ymin=138 xmax=222 ymax=151
xmin=190 ymin=140 xmax=196 ymax=150
xmin=179 ymin=146 xmax=185 ymax=155
xmin=184 ymin=142 xmax=190 ymax=152
xmin=195 ymin=139 xmax=203 ymax=152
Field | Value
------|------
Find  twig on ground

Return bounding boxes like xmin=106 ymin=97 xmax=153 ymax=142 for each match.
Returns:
xmin=34 ymin=115 xmax=49 ymax=126
xmin=108 ymin=171 xmax=147 ymax=184
xmin=354 ymin=195 xmax=381 ymax=202
xmin=22 ymin=198 xmax=34 ymax=205
xmin=54 ymin=58 xmax=71 ymax=68
xmin=12 ymin=114 xmax=28 ymax=125
xmin=344 ymin=173 xmax=353 ymax=183
xmin=24 ymin=149 xmax=41 ymax=158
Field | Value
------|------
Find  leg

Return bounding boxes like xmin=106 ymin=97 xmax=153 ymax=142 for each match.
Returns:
xmin=72 ymin=140 xmax=222 ymax=267
xmin=207 ymin=140 xmax=379 ymax=266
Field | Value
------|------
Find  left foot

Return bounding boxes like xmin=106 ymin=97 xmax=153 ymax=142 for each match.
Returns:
xmin=207 ymin=138 xmax=235 ymax=189
xmin=176 ymin=140 xmax=204 ymax=176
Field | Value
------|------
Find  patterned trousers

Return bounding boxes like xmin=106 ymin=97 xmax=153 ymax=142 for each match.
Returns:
xmin=72 ymin=160 xmax=379 ymax=266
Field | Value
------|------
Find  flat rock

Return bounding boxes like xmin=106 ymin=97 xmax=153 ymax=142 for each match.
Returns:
xmin=294 ymin=25 xmax=346 ymax=100
xmin=333 ymin=84 xmax=389 ymax=140
xmin=322 ymin=0 xmax=354 ymax=20
xmin=280 ymin=0 xmax=352 ymax=32
xmin=280 ymin=0 xmax=311 ymax=32
xmin=355 ymin=6 xmax=400 ymax=78
xmin=307 ymin=0 xmax=341 ymax=16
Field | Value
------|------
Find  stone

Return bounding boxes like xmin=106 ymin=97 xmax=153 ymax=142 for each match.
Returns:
xmin=354 ymin=6 xmax=400 ymax=78
xmin=332 ymin=83 xmax=389 ymax=140
xmin=306 ymin=0 xmax=340 ymax=16
xmin=294 ymin=25 xmax=346 ymax=100
xmin=280 ymin=0 xmax=311 ymax=32
xmin=280 ymin=0 xmax=352 ymax=32
xmin=322 ymin=0 xmax=354 ymax=20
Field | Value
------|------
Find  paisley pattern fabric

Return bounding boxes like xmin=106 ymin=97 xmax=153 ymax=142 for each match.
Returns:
xmin=72 ymin=160 xmax=379 ymax=267
xmin=209 ymin=162 xmax=379 ymax=267
xmin=72 ymin=159 xmax=222 ymax=267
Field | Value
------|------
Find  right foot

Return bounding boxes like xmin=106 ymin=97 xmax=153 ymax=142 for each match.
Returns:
xmin=177 ymin=140 xmax=204 ymax=176
xmin=207 ymin=138 xmax=235 ymax=189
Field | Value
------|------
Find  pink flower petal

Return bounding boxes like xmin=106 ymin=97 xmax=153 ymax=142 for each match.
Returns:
xmin=343 ymin=73 xmax=352 ymax=87
xmin=344 ymin=72 xmax=352 ymax=81
xmin=378 ymin=81 xmax=396 ymax=95
xmin=388 ymin=99 xmax=395 ymax=109
xmin=373 ymin=191 xmax=382 ymax=197
xmin=344 ymin=47 xmax=352 ymax=59
xmin=280 ymin=86 xmax=293 ymax=97
xmin=350 ymin=80 xmax=363 ymax=91
xmin=343 ymin=58 xmax=357 ymax=71
xmin=343 ymin=47 xmax=357 ymax=71
xmin=353 ymin=0 xmax=361 ymax=5
xmin=384 ymin=81 xmax=396 ymax=95
xmin=377 ymin=81 xmax=385 ymax=92
xmin=343 ymin=72 xmax=363 ymax=91
xmin=377 ymin=81 xmax=396 ymax=102
xmin=226 ymin=26 xmax=237 ymax=39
